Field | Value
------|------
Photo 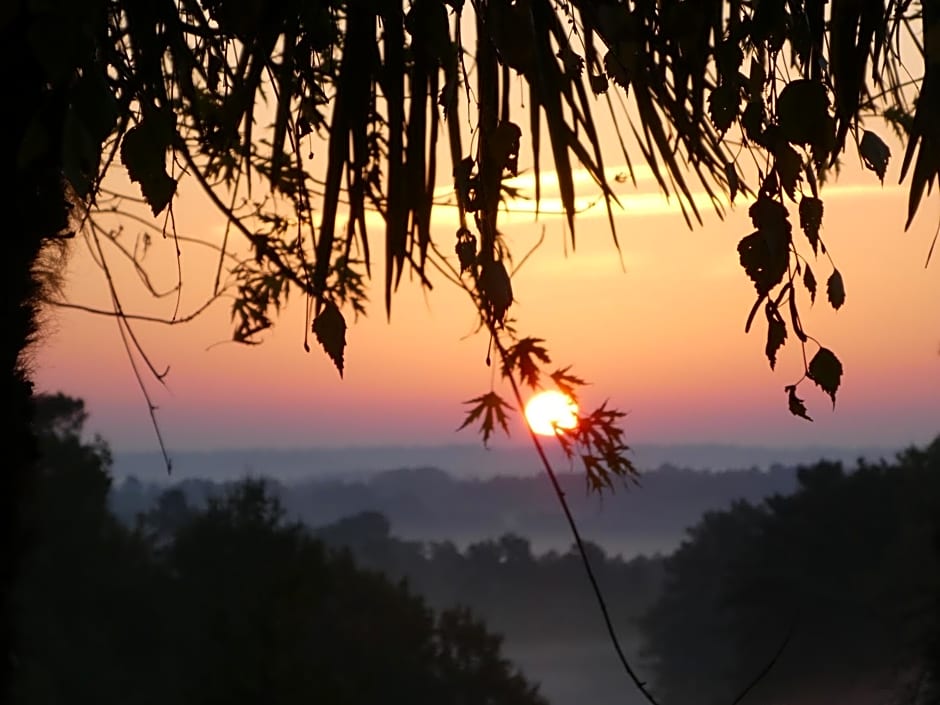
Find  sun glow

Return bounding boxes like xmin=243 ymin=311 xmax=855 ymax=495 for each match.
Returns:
xmin=524 ymin=390 xmax=579 ymax=436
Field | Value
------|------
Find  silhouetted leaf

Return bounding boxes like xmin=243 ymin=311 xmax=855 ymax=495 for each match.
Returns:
xmin=603 ymin=47 xmax=632 ymax=90
xmin=725 ymin=162 xmax=740 ymax=202
xmin=120 ymin=118 xmax=177 ymax=215
xmin=738 ymin=196 xmax=791 ymax=296
xmin=455 ymin=228 xmax=477 ymax=274
xmin=807 ymin=347 xmax=842 ymax=406
xmin=582 ymin=455 xmax=615 ymax=493
xmin=785 ymin=384 xmax=813 ymax=421
xmin=550 ymin=366 xmax=588 ymax=401
xmin=570 ymin=402 xmax=637 ymax=493
xmin=859 ymin=130 xmax=890 ymax=183
xmin=826 ymin=269 xmax=845 ymax=310
xmin=742 ymin=99 xmax=766 ymax=143
xmin=312 ymin=301 xmax=347 ymax=377
xmin=458 ymin=392 xmax=512 ymax=447
xmin=502 ymin=338 xmax=551 ymax=389
xmin=765 ymin=305 xmax=787 ymax=369
xmin=798 ymin=196 xmax=824 ymax=254
xmin=749 ymin=194 xmax=790 ymax=231
xmin=556 ymin=44 xmax=584 ymax=77
xmin=589 ymin=72 xmax=609 ymax=94
xmin=738 ymin=230 xmax=789 ymax=296
xmin=490 ymin=121 xmax=522 ymax=175
xmin=708 ymin=84 xmax=740 ymax=134
xmin=480 ymin=259 xmax=513 ymax=326
xmin=777 ymin=79 xmax=830 ymax=147
xmin=804 ymin=263 xmax=817 ymax=304
xmin=774 ymin=144 xmax=802 ymax=200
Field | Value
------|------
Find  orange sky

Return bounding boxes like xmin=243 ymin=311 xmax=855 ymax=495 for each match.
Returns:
xmin=32 ymin=113 xmax=940 ymax=454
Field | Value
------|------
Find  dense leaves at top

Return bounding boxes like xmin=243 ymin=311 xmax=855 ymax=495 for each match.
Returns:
xmin=14 ymin=0 xmax=937 ymax=472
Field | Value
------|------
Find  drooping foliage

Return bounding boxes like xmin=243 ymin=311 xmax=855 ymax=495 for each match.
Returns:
xmin=7 ymin=6 xmax=936 ymax=697
xmin=12 ymin=0 xmax=934 ymax=477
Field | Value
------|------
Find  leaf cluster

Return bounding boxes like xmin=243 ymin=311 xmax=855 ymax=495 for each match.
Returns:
xmin=460 ymin=332 xmax=636 ymax=494
xmin=28 ymin=0 xmax=936 ymax=428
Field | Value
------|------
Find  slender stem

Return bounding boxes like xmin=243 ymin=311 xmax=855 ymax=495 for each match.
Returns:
xmin=489 ymin=330 xmax=662 ymax=705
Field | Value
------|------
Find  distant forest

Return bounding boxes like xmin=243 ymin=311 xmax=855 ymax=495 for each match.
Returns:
xmin=17 ymin=393 xmax=940 ymax=705
xmin=110 ymin=457 xmax=801 ymax=557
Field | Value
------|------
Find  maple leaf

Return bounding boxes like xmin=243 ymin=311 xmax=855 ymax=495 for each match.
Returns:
xmin=550 ymin=366 xmax=588 ymax=401
xmin=566 ymin=402 xmax=638 ymax=493
xmin=582 ymin=454 xmax=611 ymax=493
xmin=457 ymin=392 xmax=512 ymax=447
xmin=501 ymin=338 xmax=551 ymax=389
xmin=312 ymin=301 xmax=347 ymax=377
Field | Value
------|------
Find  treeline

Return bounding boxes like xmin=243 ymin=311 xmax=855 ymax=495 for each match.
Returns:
xmin=20 ymin=393 xmax=940 ymax=705
xmin=641 ymin=440 xmax=940 ymax=705
xmin=111 ymin=460 xmax=800 ymax=556
xmin=13 ymin=394 xmax=547 ymax=705
xmin=128 ymin=439 xmax=940 ymax=705
xmin=141 ymin=486 xmax=666 ymax=645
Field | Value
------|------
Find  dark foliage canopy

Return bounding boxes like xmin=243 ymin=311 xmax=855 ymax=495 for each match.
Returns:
xmin=13 ymin=393 xmax=547 ymax=705
xmin=5 ymin=4 xmax=936 ymax=702
xmin=9 ymin=0 xmax=935 ymax=483
xmin=641 ymin=438 xmax=940 ymax=705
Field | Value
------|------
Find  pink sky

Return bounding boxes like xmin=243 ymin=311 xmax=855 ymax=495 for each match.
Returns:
xmin=32 ymin=130 xmax=940 ymax=454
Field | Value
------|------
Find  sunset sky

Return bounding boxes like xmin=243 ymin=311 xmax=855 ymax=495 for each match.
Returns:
xmin=32 ymin=112 xmax=940 ymax=457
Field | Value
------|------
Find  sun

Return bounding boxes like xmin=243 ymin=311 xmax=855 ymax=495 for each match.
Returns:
xmin=524 ymin=390 xmax=579 ymax=436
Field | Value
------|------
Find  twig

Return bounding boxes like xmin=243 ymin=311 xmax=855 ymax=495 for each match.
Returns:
xmin=728 ymin=612 xmax=799 ymax=705
xmin=47 ymin=295 xmax=222 ymax=325
xmin=489 ymin=329 xmax=662 ymax=705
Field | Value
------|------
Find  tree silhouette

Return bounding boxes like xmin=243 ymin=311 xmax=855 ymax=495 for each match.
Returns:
xmin=5 ymin=1 xmax=937 ymax=700
xmin=640 ymin=441 xmax=940 ymax=705
xmin=13 ymin=394 xmax=550 ymax=705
